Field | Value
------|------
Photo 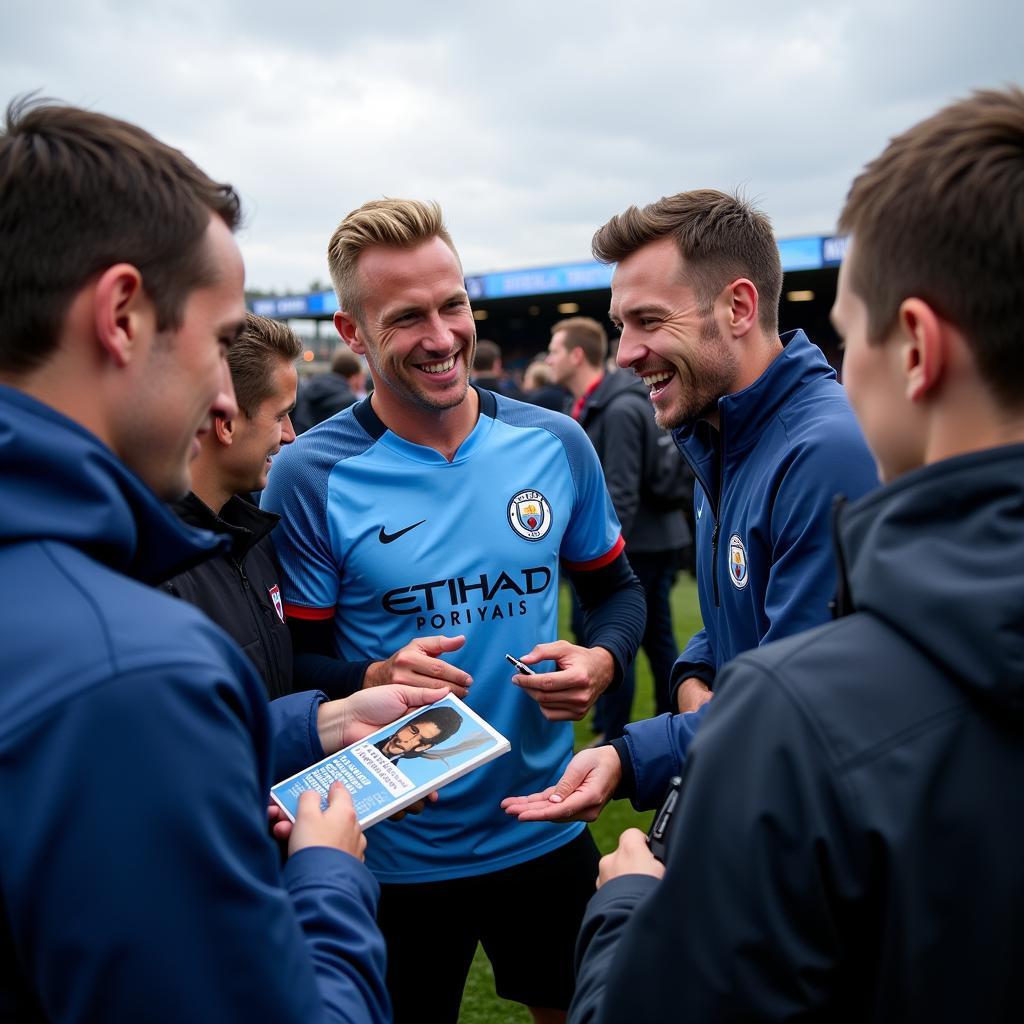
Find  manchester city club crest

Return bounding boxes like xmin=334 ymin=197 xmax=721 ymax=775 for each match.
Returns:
xmin=728 ymin=534 xmax=749 ymax=590
xmin=507 ymin=489 xmax=553 ymax=541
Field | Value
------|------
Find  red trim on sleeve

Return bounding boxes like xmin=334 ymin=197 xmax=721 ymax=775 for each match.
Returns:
xmin=283 ymin=603 xmax=336 ymax=621
xmin=561 ymin=534 xmax=625 ymax=572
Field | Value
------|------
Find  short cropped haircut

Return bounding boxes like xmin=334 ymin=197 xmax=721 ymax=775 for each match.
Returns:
xmin=592 ymin=189 xmax=781 ymax=335
xmin=327 ymin=198 xmax=458 ymax=322
xmin=474 ymin=339 xmax=502 ymax=372
xmin=331 ymin=347 xmax=362 ymax=378
xmin=0 ymin=95 xmax=241 ymax=374
xmin=229 ymin=314 xmax=302 ymax=418
xmin=839 ymin=86 xmax=1024 ymax=408
xmin=552 ymin=317 xmax=608 ymax=368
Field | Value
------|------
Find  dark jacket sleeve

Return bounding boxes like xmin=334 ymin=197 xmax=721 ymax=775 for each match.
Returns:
xmin=1 ymin=635 xmax=389 ymax=1023
xmin=267 ymin=688 xmax=328 ymax=781
xmin=566 ymin=550 xmax=646 ymax=687
xmin=289 ymin=616 xmax=372 ymax=699
xmin=569 ymin=874 xmax=661 ymax=1023
xmin=613 ymin=706 xmax=708 ymax=809
xmin=598 ymin=397 xmax=648 ymax=538
xmin=572 ymin=655 xmax=864 ymax=1022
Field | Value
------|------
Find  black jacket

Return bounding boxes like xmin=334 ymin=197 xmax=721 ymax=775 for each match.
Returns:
xmin=164 ymin=494 xmax=294 ymax=700
xmin=577 ymin=372 xmax=690 ymax=554
xmin=524 ymin=383 xmax=570 ymax=412
xmin=293 ymin=372 xmax=357 ymax=433
xmin=473 ymin=373 xmax=524 ymax=403
xmin=572 ymin=445 xmax=1024 ymax=1022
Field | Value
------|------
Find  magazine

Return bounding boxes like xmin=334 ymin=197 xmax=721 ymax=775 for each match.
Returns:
xmin=270 ymin=693 xmax=511 ymax=829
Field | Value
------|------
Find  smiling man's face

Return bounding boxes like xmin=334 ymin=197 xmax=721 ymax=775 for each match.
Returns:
xmin=611 ymin=235 xmax=738 ymax=429
xmin=342 ymin=237 xmax=476 ymax=415
xmin=222 ymin=354 xmax=297 ymax=494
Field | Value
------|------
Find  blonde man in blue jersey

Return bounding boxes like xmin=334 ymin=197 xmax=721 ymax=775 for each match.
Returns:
xmin=263 ymin=198 xmax=645 ymax=1024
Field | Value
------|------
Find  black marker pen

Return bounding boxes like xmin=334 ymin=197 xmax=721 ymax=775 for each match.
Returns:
xmin=504 ymin=653 xmax=536 ymax=675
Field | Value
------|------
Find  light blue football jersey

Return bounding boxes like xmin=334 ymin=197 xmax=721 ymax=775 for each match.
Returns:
xmin=263 ymin=388 xmax=623 ymax=882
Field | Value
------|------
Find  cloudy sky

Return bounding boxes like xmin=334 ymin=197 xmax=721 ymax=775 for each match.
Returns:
xmin=4 ymin=1 xmax=1019 ymax=294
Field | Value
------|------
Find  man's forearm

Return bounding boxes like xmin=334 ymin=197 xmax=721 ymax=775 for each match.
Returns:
xmin=568 ymin=553 xmax=646 ymax=686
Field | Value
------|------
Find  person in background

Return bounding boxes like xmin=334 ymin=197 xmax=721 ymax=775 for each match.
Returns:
xmin=546 ymin=316 xmax=690 ymax=733
xmin=523 ymin=358 xmax=569 ymax=412
xmin=293 ymin=345 xmax=363 ymax=433
xmin=472 ymin=338 xmax=524 ymax=400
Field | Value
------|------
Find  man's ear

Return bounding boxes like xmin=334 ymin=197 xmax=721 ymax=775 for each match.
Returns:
xmin=723 ymin=278 xmax=759 ymax=338
xmin=335 ymin=310 xmax=364 ymax=355
xmin=897 ymin=298 xmax=945 ymax=402
xmin=93 ymin=264 xmax=148 ymax=367
xmin=213 ymin=414 xmax=235 ymax=446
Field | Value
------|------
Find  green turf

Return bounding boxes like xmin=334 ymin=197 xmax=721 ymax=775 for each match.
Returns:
xmin=456 ymin=572 xmax=702 ymax=1023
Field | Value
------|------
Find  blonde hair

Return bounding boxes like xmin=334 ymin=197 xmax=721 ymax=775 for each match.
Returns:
xmin=327 ymin=198 xmax=458 ymax=321
xmin=524 ymin=360 xmax=552 ymax=389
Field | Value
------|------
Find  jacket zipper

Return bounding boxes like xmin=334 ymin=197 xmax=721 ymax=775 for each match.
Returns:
xmin=681 ymin=436 xmax=723 ymax=609
xmin=710 ymin=419 xmax=726 ymax=607
xmin=711 ymin=519 xmax=721 ymax=607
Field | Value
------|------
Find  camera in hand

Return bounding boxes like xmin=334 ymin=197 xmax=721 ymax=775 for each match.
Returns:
xmin=646 ymin=775 xmax=683 ymax=864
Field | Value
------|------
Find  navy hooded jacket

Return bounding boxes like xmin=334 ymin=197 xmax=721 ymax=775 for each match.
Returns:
xmin=0 ymin=385 xmax=388 ymax=1022
xmin=572 ymin=445 xmax=1024 ymax=1022
xmin=615 ymin=330 xmax=878 ymax=807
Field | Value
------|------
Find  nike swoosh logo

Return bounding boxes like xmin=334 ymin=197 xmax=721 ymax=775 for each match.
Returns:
xmin=378 ymin=520 xmax=426 ymax=544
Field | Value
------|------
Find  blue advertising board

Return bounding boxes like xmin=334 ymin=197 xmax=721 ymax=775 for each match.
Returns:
xmin=249 ymin=234 xmax=849 ymax=318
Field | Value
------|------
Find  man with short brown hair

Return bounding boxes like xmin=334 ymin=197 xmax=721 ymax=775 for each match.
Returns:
xmin=164 ymin=312 xmax=301 ymax=699
xmin=0 ymin=97 xmax=432 ymax=1023
xmin=546 ymin=317 xmax=609 ymax=380
xmin=505 ymin=189 xmax=877 ymax=822
xmin=568 ymin=85 xmax=1024 ymax=1024
xmin=546 ymin=316 xmax=690 ymax=731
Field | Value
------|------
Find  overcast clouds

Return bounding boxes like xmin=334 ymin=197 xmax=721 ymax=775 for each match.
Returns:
xmin=3 ymin=1 xmax=1020 ymax=292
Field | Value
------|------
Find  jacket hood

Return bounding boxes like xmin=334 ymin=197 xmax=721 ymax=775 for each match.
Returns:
xmin=839 ymin=444 xmax=1024 ymax=712
xmin=0 ymin=386 xmax=224 ymax=585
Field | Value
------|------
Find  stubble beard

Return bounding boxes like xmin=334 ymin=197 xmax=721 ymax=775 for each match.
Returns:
xmin=365 ymin=335 xmax=475 ymax=414
xmin=656 ymin=316 xmax=736 ymax=430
